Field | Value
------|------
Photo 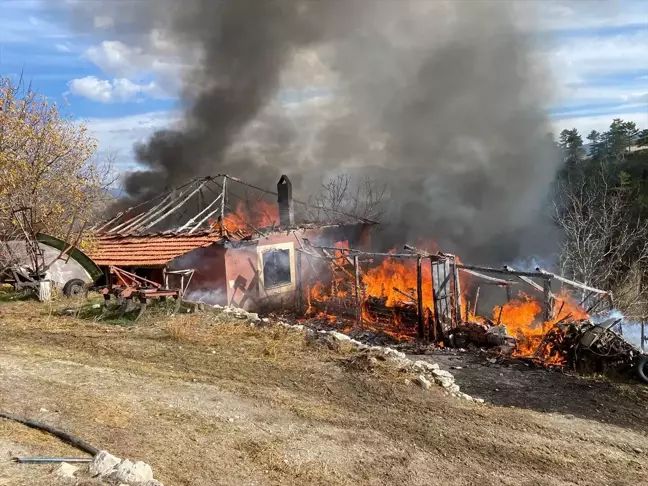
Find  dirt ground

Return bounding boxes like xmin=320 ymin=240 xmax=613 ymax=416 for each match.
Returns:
xmin=1 ymin=297 xmax=648 ymax=485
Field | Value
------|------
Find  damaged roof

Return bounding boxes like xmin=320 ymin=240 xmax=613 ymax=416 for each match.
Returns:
xmin=89 ymin=174 xmax=376 ymax=267
xmin=88 ymin=233 xmax=224 ymax=267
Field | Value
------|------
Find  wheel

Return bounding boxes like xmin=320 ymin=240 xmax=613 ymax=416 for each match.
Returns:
xmin=62 ymin=279 xmax=87 ymax=298
xmin=635 ymin=355 xmax=648 ymax=384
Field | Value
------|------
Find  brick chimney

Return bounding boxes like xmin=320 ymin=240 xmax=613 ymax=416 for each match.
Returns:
xmin=277 ymin=175 xmax=294 ymax=227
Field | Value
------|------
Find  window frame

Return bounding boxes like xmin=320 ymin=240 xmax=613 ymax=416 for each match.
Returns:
xmin=257 ymin=241 xmax=296 ymax=295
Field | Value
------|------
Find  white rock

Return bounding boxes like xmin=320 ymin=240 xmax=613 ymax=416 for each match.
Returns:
xmin=89 ymin=450 xmax=121 ymax=477
xmin=385 ymin=349 xmax=407 ymax=359
xmin=142 ymin=481 xmax=165 ymax=486
xmin=458 ymin=393 xmax=474 ymax=402
xmin=261 ymin=317 xmax=270 ymax=323
xmin=392 ymin=358 xmax=412 ymax=370
xmin=448 ymin=384 xmax=461 ymax=394
xmin=247 ymin=312 xmax=260 ymax=322
xmin=475 ymin=398 xmax=485 ymax=404
xmin=415 ymin=375 xmax=432 ymax=390
xmin=434 ymin=376 xmax=455 ymax=388
xmin=412 ymin=360 xmax=440 ymax=371
xmin=54 ymin=462 xmax=78 ymax=479
xmin=330 ymin=331 xmax=351 ymax=342
xmin=111 ymin=459 xmax=154 ymax=483
xmin=431 ymin=369 xmax=454 ymax=379
xmin=92 ymin=303 xmax=102 ymax=309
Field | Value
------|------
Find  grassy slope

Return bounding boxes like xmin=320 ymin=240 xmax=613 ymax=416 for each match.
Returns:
xmin=0 ymin=294 xmax=647 ymax=485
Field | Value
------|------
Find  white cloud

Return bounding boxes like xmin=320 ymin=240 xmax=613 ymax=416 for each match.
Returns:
xmin=553 ymin=110 xmax=648 ymax=136
xmin=521 ymin=0 xmax=647 ymax=32
xmin=68 ymin=76 xmax=167 ymax=103
xmin=85 ymin=41 xmax=148 ymax=78
xmin=82 ymin=40 xmax=184 ymax=98
xmin=84 ymin=111 xmax=178 ymax=171
xmin=55 ymin=43 xmax=72 ymax=53
xmin=548 ymin=29 xmax=648 ymax=88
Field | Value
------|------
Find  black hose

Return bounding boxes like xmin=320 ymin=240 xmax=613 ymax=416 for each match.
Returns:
xmin=0 ymin=412 xmax=99 ymax=456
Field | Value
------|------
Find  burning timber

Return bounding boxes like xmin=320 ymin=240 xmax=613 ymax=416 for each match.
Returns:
xmin=87 ymin=174 xmax=375 ymax=315
xmin=43 ymin=172 xmax=644 ymax=378
xmin=297 ymin=239 xmax=647 ymax=376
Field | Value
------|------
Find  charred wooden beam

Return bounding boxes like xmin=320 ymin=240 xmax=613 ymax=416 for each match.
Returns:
xmin=542 ymin=278 xmax=554 ymax=325
xmin=180 ymin=193 xmax=222 ymax=231
xmin=503 ymin=265 xmax=555 ymax=299
xmin=393 ymin=287 xmax=416 ymax=301
xmin=310 ymin=246 xmax=421 ymax=259
xmin=429 ymin=257 xmax=438 ymax=341
xmin=417 ymin=256 xmax=424 ymax=340
xmin=403 ymin=244 xmax=446 ymax=261
xmin=354 ymin=255 xmax=361 ymax=326
xmin=535 ymin=267 xmax=607 ymax=295
xmin=220 ymin=175 xmax=227 ymax=223
xmin=459 ymin=267 xmax=517 ymax=286
xmin=453 ymin=259 xmax=462 ymax=325
xmin=457 ymin=264 xmax=547 ymax=278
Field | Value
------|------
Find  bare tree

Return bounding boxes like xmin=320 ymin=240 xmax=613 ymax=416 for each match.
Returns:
xmin=306 ymin=174 xmax=387 ymax=223
xmin=553 ymin=161 xmax=648 ymax=313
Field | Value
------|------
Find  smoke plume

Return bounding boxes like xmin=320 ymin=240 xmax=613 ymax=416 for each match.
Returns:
xmin=68 ymin=0 xmax=563 ymax=263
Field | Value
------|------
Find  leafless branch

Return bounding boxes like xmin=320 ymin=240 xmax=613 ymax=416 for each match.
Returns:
xmin=305 ymin=175 xmax=387 ymax=223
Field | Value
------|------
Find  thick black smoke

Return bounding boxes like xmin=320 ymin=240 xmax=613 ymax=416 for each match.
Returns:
xmin=68 ymin=0 xmax=564 ymax=262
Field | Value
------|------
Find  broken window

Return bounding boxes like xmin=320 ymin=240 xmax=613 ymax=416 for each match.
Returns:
xmin=262 ymin=249 xmax=291 ymax=288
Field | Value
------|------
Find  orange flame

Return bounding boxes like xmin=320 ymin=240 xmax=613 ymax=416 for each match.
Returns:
xmin=222 ymin=200 xmax=280 ymax=232
xmin=491 ymin=290 xmax=589 ymax=364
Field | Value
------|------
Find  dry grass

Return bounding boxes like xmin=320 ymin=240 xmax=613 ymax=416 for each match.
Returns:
xmin=1 ymin=296 xmax=648 ymax=486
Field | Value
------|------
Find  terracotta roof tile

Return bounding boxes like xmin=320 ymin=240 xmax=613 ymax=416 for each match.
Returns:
xmin=88 ymin=233 xmax=225 ymax=266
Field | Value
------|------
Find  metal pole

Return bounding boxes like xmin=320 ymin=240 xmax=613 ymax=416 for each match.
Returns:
xmin=296 ymin=250 xmax=303 ymax=314
xmin=473 ymin=286 xmax=480 ymax=316
xmin=430 ymin=257 xmax=438 ymax=342
xmin=13 ymin=457 xmax=92 ymax=464
xmin=641 ymin=321 xmax=645 ymax=352
xmin=506 ymin=285 xmax=512 ymax=302
xmin=416 ymin=256 xmax=424 ymax=340
xmin=453 ymin=258 xmax=462 ymax=325
xmin=220 ymin=175 xmax=227 ymax=223
xmin=354 ymin=256 xmax=362 ymax=326
xmin=542 ymin=278 xmax=553 ymax=330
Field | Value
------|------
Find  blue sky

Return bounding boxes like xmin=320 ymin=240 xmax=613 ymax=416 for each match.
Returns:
xmin=0 ymin=0 xmax=646 ymax=174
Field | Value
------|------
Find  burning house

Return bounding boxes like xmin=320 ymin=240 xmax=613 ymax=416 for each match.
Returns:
xmin=88 ymin=173 xmax=637 ymax=374
xmin=89 ymin=174 xmax=374 ymax=312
